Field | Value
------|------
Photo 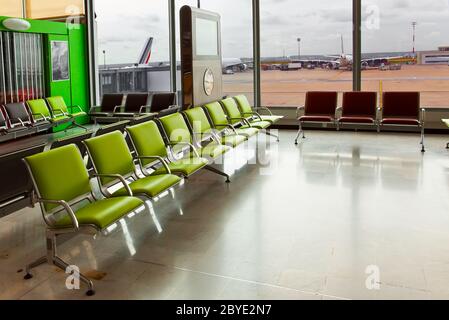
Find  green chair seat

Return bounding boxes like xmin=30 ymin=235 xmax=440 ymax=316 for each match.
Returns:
xmin=50 ymin=115 xmax=72 ymax=123
xmin=197 ymin=143 xmax=231 ymax=158
xmin=55 ymin=197 xmax=143 ymax=229
xmin=221 ymin=134 xmax=247 ymax=147
xmin=72 ymin=111 xmax=87 ymax=118
xmin=242 ymin=120 xmax=271 ymax=129
xmin=234 ymin=127 xmax=259 ymax=137
xmin=153 ymin=157 xmax=208 ymax=176
xmin=259 ymin=115 xmax=283 ymax=123
xmin=112 ymin=174 xmax=181 ymax=198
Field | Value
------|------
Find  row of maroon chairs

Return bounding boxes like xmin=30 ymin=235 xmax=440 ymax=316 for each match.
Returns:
xmin=295 ymin=91 xmax=425 ymax=152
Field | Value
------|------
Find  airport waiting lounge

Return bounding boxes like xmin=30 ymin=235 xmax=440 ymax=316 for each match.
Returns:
xmin=1 ymin=0 xmax=449 ymax=304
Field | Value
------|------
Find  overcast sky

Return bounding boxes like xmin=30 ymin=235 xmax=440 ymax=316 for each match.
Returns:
xmin=95 ymin=0 xmax=449 ymax=64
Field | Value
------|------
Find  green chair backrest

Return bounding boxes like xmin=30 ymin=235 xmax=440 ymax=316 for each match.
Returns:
xmin=28 ymin=99 xmax=51 ymax=120
xmin=204 ymin=102 xmax=229 ymax=127
xmin=234 ymin=95 xmax=253 ymax=115
xmin=24 ymin=144 xmax=91 ymax=212
xmin=158 ymin=113 xmax=192 ymax=144
xmin=127 ymin=121 xmax=168 ymax=167
xmin=221 ymin=98 xmax=243 ymax=125
xmin=84 ymin=131 xmax=135 ymax=185
xmin=184 ymin=107 xmax=213 ymax=134
xmin=47 ymin=96 xmax=69 ymax=114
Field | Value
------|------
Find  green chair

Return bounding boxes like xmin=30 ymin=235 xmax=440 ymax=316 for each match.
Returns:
xmin=157 ymin=113 xmax=231 ymax=182
xmin=221 ymin=97 xmax=280 ymax=142
xmin=184 ymin=107 xmax=247 ymax=148
xmin=84 ymin=131 xmax=182 ymax=199
xmin=27 ymin=98 xmax=73 ymax=127
xmin=23 ymin=144 xmax=144 ymax=296
xmin=234 ymin=94 xmax=284 ymax=124
xmin=203 ymin=101 xmax=259 ymax=138
xmin=126 ymin=120 xmax=209 ymax=177
xmin=46 ymin=96 xmax=88 ymax=130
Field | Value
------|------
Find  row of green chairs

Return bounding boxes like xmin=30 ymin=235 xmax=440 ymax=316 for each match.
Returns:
xmin=21 ymin=94 xmax=281 ymax=296
xmin=27 ymin=96 xmax=88 ymax=130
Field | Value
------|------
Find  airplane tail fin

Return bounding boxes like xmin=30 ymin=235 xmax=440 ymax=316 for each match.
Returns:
xmin=341 ymin=34 xmax=344 ymax=55
xmin=138 ymin=37 xmax=153 ymax=65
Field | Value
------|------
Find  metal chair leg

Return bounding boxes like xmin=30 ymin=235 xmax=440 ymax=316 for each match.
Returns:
xmin=204 ymin=165 xmax=230 ymax=183
xmin=421 ymin=126 xmax=425 ymax=153
xmin=294 ymin=127 xmax=302 ymax=145
xmin=24 ymin=256 xmax=47 ymax=279
xmin=24 ymin=231 xmax=95 ymax=296
xmin=53 ymin=256 xmax=95 ymax=296
xmin=265 ymin=130 xmax=279 ymax=142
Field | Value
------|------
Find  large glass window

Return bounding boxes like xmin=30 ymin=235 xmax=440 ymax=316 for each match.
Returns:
xmin=0 ymin=0 xmax=84 ymax=19
xmin=362 ymin=0 xmax=449 ymax=108
xmin=95 ymin=0 xmax=170 ymax=95
xmin=260 ymin=0 xmax=353 ymax=107
xmin=26 ymin=0 xmax=85 ymax=19
xmin=0 ymin=0 xmax=23 ymax=18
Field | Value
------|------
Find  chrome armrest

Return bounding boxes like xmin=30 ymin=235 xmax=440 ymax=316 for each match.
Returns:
xmin=257 ymin=106 xmax=274 ymax=116
xmin=228 ymin=117 xmax=251 ymax=126
xmin=32 ymin=113 xmax=48 ymax=121
xmin=113 ymin=105 xmax=123 ymax=113
xmin=296 ymin=105 xmax=305 ymax=118
xmin=39 ymin=199 xmax=79 ymax=230
xmin=91 ymin=173 xmax=133 ymax=196
xmin=70 ymin=105 xmax=84 ymax=114
xmin=420 ymin=107 xmax=426 ymax=126
xmin=137 ymin=156 xmax=171 ymax=174
xmin=10 ymin=117 xmax=25 ymax=126
xmin=53 ymin=109 xmax=68 ymax=117
xmin=89 ymin=106 xmax=102 ymax=113
xmin=169 ymin=142 xmax=200 ymax=158
xmin=139 ymin=105 xmax=152 ymax=114
xmin=215 ymin=124 xmax=238 ymax=134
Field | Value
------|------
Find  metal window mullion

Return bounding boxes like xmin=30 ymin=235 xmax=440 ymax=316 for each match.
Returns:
xmin=19 ymin=33 xmax=25 ymax=101
xmin=168 ymin=0 xmax=177 ymax=96
xmin=33 ymin=34 xmax=38 ymax=100
xmin=28 ymin=34 xmax=35 ymax=100
xmin=24 ymin=34 xmax=30 ymax=100
xmin=252 ymin=0 xmax=261 ymax=107
xmin=0 ymin=32 xmax=6 ymax=105
xmin=13 ymin=33 xmax=20 ymax=102
xmin=353 ymin=0 xmax=362 ymax=91
xmin=5 ymin=32 xmax=14 ymax=103
xmin=38 ymin=35 xmax=44 ymax=98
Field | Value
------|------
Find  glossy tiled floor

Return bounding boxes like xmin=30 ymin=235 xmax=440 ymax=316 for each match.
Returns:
xmin=2 ymin=130 xmax=449 ymax=300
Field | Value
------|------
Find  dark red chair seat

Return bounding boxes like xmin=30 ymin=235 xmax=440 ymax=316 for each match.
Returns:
xmin=381 ymin=118 xmax=420 ymax=126
xmin=341 ymin=91 xmax=377 ymax=120
xmin=339 ymin=116 xmax=375 ymax=124
xmin=299 ymin=115 xmax=334 ymax=122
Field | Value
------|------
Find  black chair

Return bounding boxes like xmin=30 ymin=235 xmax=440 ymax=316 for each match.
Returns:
xmin=0 ymin=105 xmax=30 ymax=142
xmin=149 ymin=93 xmax=177 ymax=113
xmin=89 ymin=94 xmax=124 ymax=123
xmin=114 ymin=93 xmax=150 ymax=117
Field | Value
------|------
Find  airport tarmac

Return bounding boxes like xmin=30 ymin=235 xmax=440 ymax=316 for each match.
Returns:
xmin=223 ymin=65 xmax=449 ymax=108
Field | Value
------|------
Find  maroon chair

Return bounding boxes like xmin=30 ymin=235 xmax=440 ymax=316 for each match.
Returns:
xmin=338 ymin=92 xmax=378 ymax=129
xmin=295 ymin=91 xmax=338 ymax=144
xmin=380 ymin=91 xmax=425 ymax=152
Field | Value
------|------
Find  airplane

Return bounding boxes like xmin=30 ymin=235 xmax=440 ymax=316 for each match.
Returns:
xmin=298 ymin=35 xmax=413 ymax=70
xmin=222 ymin=58 xmax=248 ymax=74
